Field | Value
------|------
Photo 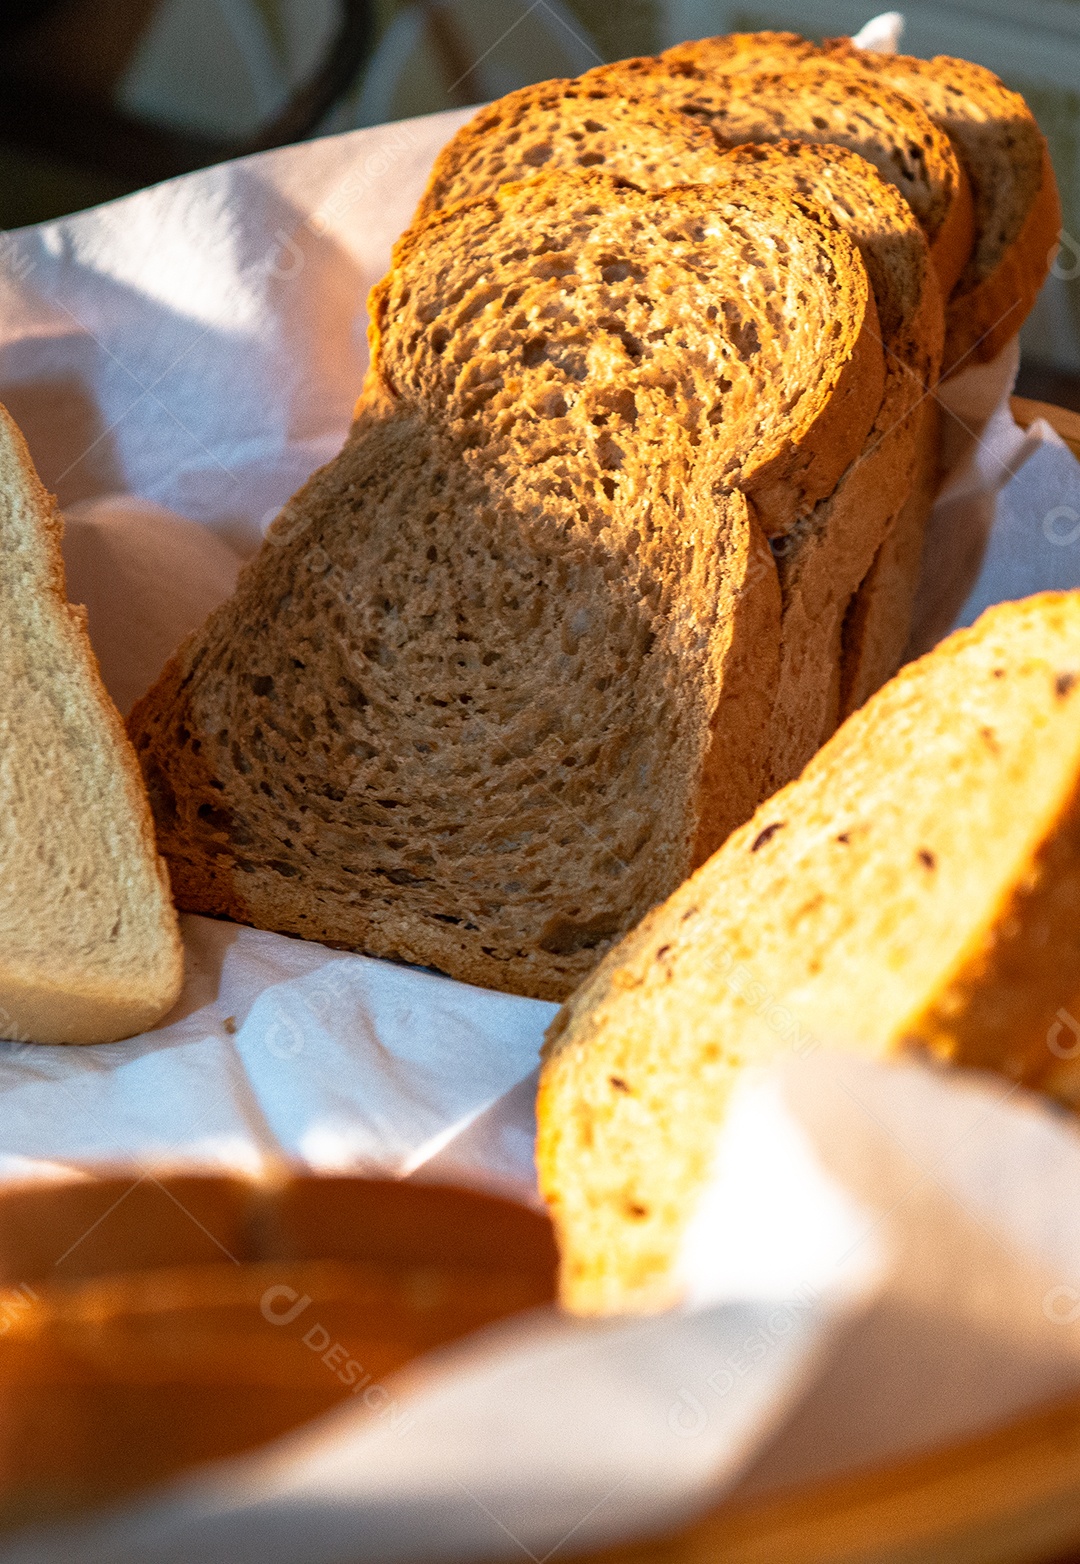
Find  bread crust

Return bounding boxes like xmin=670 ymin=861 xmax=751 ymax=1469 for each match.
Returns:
xmin=0 ymin=405 xmax=182 ymax=1044
xmin=927 ymin=156 xmax=975 ymax=302
xmin=588 ymin=49 xmax=972 ymax=296
xmin=944 ymin=142 xmax=1061 ymax=373
xmin=707 ymin=142 xmax=944 ymax=789
xmin=129 ymin=170 xmax=882 ymax=1000
xmin=839 ymin=399 xmax=942 ymax=718
xmin=825 ymin=42 xmax=1060 ymax=373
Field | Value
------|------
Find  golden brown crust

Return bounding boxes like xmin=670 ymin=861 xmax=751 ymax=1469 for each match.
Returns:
xmin=825 ymin=42 xmax=1059 ymax=371
xmin=710 ymin=141 xmax=944 ymax=786
xmin=944 ymin=142 xmax=1062 ymax=374
xmin=839 ymin=399 xmax=941 ymax=719
xmin=928 ymin=156 xmax=975 ymax=301
xmin=689 ymin=499 xmax=779 ymax=867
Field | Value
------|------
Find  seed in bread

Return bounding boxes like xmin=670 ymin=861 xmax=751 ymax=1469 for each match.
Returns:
xmin=0 ymin=404 xmax=182 ymax=1044
xmin=538 ymin=592 xmax=1080 ymax=1313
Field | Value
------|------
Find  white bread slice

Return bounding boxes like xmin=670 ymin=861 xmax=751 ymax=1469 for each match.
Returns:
xmin=538 ymin=591 xmax=1080 ymax=1313
xmin=0 ymin=406 xmax=182 ymax=1043
xmin=128 ymin=169 xmax=883 ymax=1002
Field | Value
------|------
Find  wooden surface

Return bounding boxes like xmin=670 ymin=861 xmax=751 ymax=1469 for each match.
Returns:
xmin=1011 ymin=395 xmax=1080 ymax=461
xmin=563 ymin=1390 xmax=1080 ymax=1564
xmin=0 ymin=1172 xmax=557 ymax=1530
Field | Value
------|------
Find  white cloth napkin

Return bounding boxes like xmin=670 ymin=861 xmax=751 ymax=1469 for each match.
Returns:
xmin=3 ymin=15 xmax=1080 ymax=1556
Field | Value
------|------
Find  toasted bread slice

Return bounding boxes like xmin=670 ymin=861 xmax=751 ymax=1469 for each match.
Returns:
xmin=585 ymin=52 xmax=974 ymax=299
xmin=0 ymin=406 xmax=182 ymax=1043
xmin=538 ymin=592 xmax=1080 ymax=1313
xmin=128 ymin=170 xmax=883 ymax=1001
xmin=827 ymin=44 xmax=1061 ymax=372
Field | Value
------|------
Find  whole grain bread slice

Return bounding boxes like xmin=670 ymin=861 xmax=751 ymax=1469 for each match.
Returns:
xmin=411 ymin=78 xmax=890 ymax=547
xmin=128 ymin=169 xmax=882 ymax=1002
xmin=826 ymin=43 xmax=1061 ymax=373
xmin=585 ymin=52 xmax=974 ymax=299
xmin=415 ymin=78 xmax=727 ymax=226
xmin=0 ymin=405 xmax=182 ymax=1044
xmin=711 ymin=142 xmax=943 ymax=794
xmin=537 ymin=591 xmax=1080 ymax=1314
xmin=411 ymin=82 xmax=937 ymax=792
xmin=838 ymin=398 xmax=942 ymax=720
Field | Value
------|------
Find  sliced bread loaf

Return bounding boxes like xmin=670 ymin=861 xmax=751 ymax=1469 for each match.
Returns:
xmin=405 ymin=84 xmax=931 ymax=798
xmin=0 ymin=405 xmax=183 ymax=1044
xmin=537 ymin=591 xmax=1080 ymax=1312
xmin=128 ymin=170 xmax=883 ymax=1001
xmin=713 ymin=141 xmax=943 ymax=792
xmin=827 ymin=44 xmax=1061 ymax=372
xmin=585 ymin=53 xmax=974 ymax=299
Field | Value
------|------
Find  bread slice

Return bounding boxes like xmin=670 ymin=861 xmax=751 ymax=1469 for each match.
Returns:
xmin=412 ymin=83 xmax=885 ymax=541
xmin=838 ymin=399 xmax=942 ymax=720
xmin=663 ymin=29 xmax=819 ymax=74
xmin=585 ymin=52 xmax=974 ymax=299
xmin=408 ymin=82 xmax=931 ymax=798
xmin=128 ymin=169 xmax=883 ymax=1002
xmin=714 ymin=142 xmax=943 ymax=792
xmin=415 ymin=78 xmax=727 ymax=226
xmin=826 ymin=44 xmax=1061 ymax=373
xmin=538 ymin=591 xmax=1080 ymax=1313
xmin=0 ymin=405 xmax=182 ymax=1043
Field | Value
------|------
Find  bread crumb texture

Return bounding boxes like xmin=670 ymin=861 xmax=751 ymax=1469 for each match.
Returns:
xmin=129 ymin=170 xmax=882 ymax=1001
xmin=537 ymin=593 xmax=1080 ymax=1312
xmin=0 ymin=406 xmax=182 ymax=1043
